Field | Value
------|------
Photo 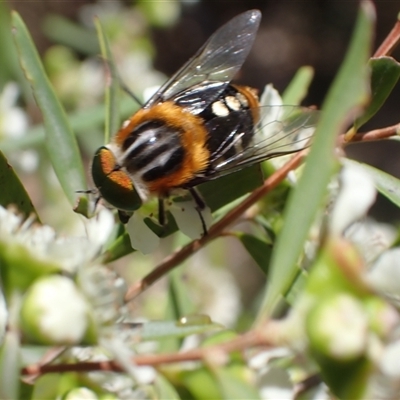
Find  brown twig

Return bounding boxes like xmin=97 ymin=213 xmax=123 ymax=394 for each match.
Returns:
xmin=22 ymin=346 xmax=67 ymax=384
xmin=373 ymin=17 xmax=400 ymax=57
xmin=343 ymin=123 xmax=400 ymax=143
xmin=21 ymin=325 xmax=276 ymax=377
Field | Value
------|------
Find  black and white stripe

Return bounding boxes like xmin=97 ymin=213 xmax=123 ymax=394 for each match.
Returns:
xmin=121 ymin=121 xmax=185 ymax=183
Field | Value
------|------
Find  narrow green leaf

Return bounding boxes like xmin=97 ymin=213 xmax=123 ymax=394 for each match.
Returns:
xmin=167 ymin=269 xmax=196 ymax=319
xmin=102 ymin=230 xmax=133 ymax=262
xmin=94 ymin=18 xmax=120 ymax=143
xmin=19 ymin=382 xmax=34 ymax=400
xmin=11 ymin=12 xmax=87 ymax=209
xmin=154 ymin=375 xmax=181 ymax=400
xmin=257 ymin=1 xmax=374 ymax=321
xmin=238 ymin=233 xmax=272 ymax=275
xmin=182 ymin=368 xmax=222 ymax=400
xmin=285 ymin=269 xmax=308 ymax=306
xmin=0 ymin=150 xmax=38 ymax=219
xmin=354 ymin=56 xmax=400 ymax=130
xmin=344 ymin=158 xmax=400 ymax=208
xmin=282 ymin=65 xmax=315 ymax=105
xmin=0 ymin=330 xmax=21 ymax=400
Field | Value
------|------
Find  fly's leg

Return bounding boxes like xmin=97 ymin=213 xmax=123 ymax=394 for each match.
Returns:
xmin=189 ymin=188 xmax=208 ymax=236
xmin=118 ymin=210 xmax=131 ymax=224
xmin=158 ymin=198 xmax=166 ymax=227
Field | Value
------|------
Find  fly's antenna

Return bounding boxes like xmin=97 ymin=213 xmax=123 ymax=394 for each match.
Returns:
xmin=76 ymin=189 xmax=97 ymax=195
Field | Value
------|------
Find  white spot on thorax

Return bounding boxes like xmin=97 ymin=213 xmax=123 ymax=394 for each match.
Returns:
xmin=236 ymin=92 xmax=248 ymax=107
xmin=225 ymin=95 xmax=241 ymax=111
xmin=212 ymin=100 xmax=229 ymax=117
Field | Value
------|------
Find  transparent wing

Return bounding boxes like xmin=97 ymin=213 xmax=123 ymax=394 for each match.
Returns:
xmin=145 ymin=10 xmax=261 ymax=109
xmin=212 ymin=105 xmax=319 ymax=176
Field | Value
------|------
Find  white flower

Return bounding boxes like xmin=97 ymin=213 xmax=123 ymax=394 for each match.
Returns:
xmin=0 ymin=205 xmax=114 ymax=277
xmin=84 ymin=206 xmax=115 ymax=247
xmin=366 ymin=249 xmax=400 ymax=307
xmin=0 ymin=82 xmax=28 ymax=139
xmin=258 ymin=84 xmax=315 ymax=177
xmin=169 ymin=199 xmax=212 ymax=240
xmin=370 ymin=338 xmax=400 ymax=399
xmin=0 ymin=83 xmax=39 ymax=173
xmin=329 ymin=163 xmax=376 ymax=236
xmin=126 ymin=211 xmax=160 ymax=254
xmin=21 ymin=275 xmax=92 ymax=344
xmin=345 ymin=219 xmax=396 ymax=265
xmin=78 ymin=265 xmax=127 ymax=326
xmin=260 ymin=83 xmax=283 ymax=114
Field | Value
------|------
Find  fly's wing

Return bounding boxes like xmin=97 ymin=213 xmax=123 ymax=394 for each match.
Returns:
xmin=144 ymin=10 xmax=261 ymax=110
xmin=211 ymin=106 xmax=319 ymax=176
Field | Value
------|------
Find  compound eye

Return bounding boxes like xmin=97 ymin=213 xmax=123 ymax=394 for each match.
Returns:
xmin=92 ymin=146 xmax=142 ymax=212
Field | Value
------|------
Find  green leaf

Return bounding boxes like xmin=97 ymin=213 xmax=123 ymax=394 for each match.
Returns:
xmin=282 ymin=65 xmax=315 ymax=105
xmin=32 ymin=374 xmax=68 ymax=400
xmin=199 ymin=165 xmax=264 ymax=212
xmin=154 ymin=375 xmax=181 ymax=400
xmin=94 ymin=18 xmax=120 ymax=143
xmin=167 ymin=269 xmax=196 ymax=320
xmin=344 ymin=158 xmax=400 ymax=208
xmin=354 ymin=56 xmax=400 ymax=130
xmin=238 ymin=233 xmax=272 ymax=275
xmin=285 ymin=269 xmax=308 ymax=306
xmin=102 ymin=230 xmax=133 ymax=263
xmin=257 ymin=0 xmax=374 ymax=321
xmin=11 ymin=12 xmax=87 ymax=210
xmin=0 ymin=150 xmax=38 ymax=219
xmin=0 ymin=330 xmax=21 ymax=400
xmin=19 ymin=382 xmax=34 ymax=400
xmin=181 ymin=367 xmax=222 ymax=400
xmin=73 ymin=196 xmax=91 ymax=218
